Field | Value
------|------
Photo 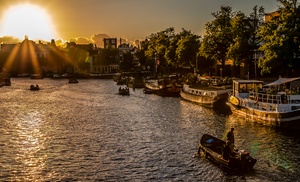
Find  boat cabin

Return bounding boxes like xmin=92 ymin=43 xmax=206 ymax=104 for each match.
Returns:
xmin=232 ymin=80 xmax=263 ymax=98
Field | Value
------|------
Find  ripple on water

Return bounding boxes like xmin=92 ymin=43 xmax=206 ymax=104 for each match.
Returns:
xmin=0 ymin=78 xmax=300 ymax=181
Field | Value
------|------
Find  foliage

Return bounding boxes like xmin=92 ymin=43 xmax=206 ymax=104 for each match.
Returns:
xmin=120 ymin=51 xmax=134 ymax=71
xmin=199 ymin=6 xmax=234 ymax=70
xmin=257 ymin=0 xmax=300 ymax=76
xmin=138 ymin=28 xmax=201 ymax=74
xmin=96 ymin=45 xmax=119 ymax=66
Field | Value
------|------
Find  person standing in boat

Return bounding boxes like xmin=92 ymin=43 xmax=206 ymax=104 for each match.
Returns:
xmin=226 ymin=128 xmax=235 ymax=151
xmin=222 ymin=141 xmax=232 ymax=160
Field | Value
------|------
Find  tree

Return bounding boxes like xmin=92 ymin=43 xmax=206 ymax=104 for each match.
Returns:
xmin=120 ymin=51 xmax=134 ymax=71
xmin=227 ymin=6 xmax=265 ymax=77
xmin=175 ymin=29 xmax=201 ymax=69
xmin=257 ymin=0 xmax=300 ymax=76
xmin=145 ymin=27 xmax=175 ymax=67
xmin=199 ymin=6 xmax=234 ymax=75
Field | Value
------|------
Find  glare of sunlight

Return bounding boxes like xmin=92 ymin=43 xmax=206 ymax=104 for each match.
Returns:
xmin=0 ymin=4 xmax=57 ymax=40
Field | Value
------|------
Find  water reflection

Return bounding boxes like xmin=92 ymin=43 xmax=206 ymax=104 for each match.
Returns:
xmin=225 ymin=114 xmax=300 ymax=180
xmin=0 ymin=78 xmax=299 ymax=181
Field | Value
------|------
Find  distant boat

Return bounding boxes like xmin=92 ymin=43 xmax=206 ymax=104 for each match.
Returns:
xmin=118 ymin=87 xmax=130 ymax=95
xmin=144 ymin=76 xmax=182 ymax=97
xmin=68 ymin=77 xmax=79 ymax=84
xmin=30 ymin=74 xmax=44 ymax=79
xmin=127 ymin=76 xmax=145 ymax=88
xmin=30 ymin=84 xmax=40 ymax=91
xmin=143 ymin=88 xmax=153 ymax=94
xmin=52 ymin=74 xmax=63 ymax=79
xmin=4 ymin=77 xmax=11 ymax=86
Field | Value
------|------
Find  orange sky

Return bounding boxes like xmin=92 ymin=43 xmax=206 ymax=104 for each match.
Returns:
xmin=0 ymin=0 xmax=279 ymax=46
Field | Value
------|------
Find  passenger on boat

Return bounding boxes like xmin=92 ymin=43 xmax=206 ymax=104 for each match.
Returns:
xmin=222 ymin=141 xmax=232 ymax=160
xmin=227 ymin=128 xmax=235 ymax=151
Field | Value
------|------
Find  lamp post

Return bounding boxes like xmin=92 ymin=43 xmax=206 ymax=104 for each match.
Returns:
xmin=220 ymin=68 xmax=223 ymax=78
xmin=253 ymin=50 xmax=257 ymax=78
xmin=194 ymin=53 xmax=198 ymax=75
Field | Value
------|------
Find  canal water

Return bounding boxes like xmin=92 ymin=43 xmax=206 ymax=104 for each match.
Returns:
xmin=0 ymin=78 xmax=300 ymax=181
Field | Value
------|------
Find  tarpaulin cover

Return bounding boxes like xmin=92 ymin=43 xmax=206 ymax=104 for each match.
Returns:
xmin=264 ymin=77 xmax=300 ymax=87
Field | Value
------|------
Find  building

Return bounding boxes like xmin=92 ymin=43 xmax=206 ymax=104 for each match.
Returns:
xmin=103 ymin=38 xmax=117 ymax=49
xmin=0 ymin=36 xmax=64 ymax=76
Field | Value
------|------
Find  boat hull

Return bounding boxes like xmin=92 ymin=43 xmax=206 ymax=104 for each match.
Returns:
xmin=227 ymin=101 xmax=300 ymax=129
xmin=180 ymin=84 xmax=231 ymax=107
xmin=180 ymin=90 xmax=216 ymax=106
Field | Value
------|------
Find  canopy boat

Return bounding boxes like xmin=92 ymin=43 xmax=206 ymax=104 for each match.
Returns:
xmin=227 ymin=77 xmax=300 ymax=129
xmin=198 ymin=134 xmax=256 ymax=171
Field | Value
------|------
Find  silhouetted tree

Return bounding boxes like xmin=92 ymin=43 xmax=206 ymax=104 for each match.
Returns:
xmin=257 ymin=0 xmax=300 ymax=76
xmin=199 ymin=6 xmax=234 ymax=75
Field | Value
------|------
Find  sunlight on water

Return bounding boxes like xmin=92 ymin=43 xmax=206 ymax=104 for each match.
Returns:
xmin=0 ymin=78 xmax=299 ymax=181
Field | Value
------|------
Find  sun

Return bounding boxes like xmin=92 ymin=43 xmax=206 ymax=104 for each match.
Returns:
xmin=0 ymin=4 xmax=57 ymax=41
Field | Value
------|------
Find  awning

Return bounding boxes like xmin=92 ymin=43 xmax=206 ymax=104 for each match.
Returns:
xmin=263 ymin=77 xmax=300 ymax=87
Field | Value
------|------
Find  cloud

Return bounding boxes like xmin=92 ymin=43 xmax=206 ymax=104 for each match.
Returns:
xmin=91 ymin=33 xmax=110 ymax=48
xmin=69 ymin=37 xmax=91 ymax=44
xmin=0 ymin=36 xmax=21 ymax=43
xmin=0 ymin=34 xmax=142 ymax=49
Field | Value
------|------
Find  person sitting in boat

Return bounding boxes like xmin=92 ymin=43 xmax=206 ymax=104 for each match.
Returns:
xmin=222 ymin=140 xmax=232 ymax=160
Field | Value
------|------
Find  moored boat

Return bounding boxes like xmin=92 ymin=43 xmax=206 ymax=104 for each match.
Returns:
xmin=118 ymin=87 xmax=130 ymax=95
xmin=52 ymin=74 xmax=63 ymax=79
xmin=227 ymin=77 xmax=300 ymax=129
xmin=144 ymin=76 xmax=182 ymax=97
xmin=197 ymin=134 xmax=256 ymax=171
xmin=126 ymin=76 xmax=145 ymax=88
xmin=180 ymin=84 xmax=231 ymax=107
xmin=30 ymin=74 xmax=44 ymax=79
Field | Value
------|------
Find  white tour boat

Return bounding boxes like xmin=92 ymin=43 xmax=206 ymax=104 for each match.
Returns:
xmin=227 ymin=77 xmax=300 ymax=129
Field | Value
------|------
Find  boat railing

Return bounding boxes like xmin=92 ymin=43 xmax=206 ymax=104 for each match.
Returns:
xmin=249 ymin=92 xmax=282 ymax=104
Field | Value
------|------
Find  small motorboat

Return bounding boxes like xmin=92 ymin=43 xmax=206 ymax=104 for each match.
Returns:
xmin=30 ymin=84 xmax=40 ymax=91
xmin=197 ymin=134 xmax=256 ymax=171
xmin=143 ymin=88 xmax=153 ymax=94
xmin=118 ymin=87 xmax=130 ymax=95
xmin=68 ymin=77 xmax=79 ymax=84
xmin=4 ymin=77 xmax=11 ymax=86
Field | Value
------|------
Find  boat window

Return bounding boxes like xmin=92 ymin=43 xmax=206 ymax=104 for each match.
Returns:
xmin=239 ymin=83 xmax=247 ymax=93
xmin=248 ymin=83 xmax=254 ymax=92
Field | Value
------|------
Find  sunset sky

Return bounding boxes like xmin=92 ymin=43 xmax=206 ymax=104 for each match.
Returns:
xmin=0 ymin=0 xmax=280 ymax=46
